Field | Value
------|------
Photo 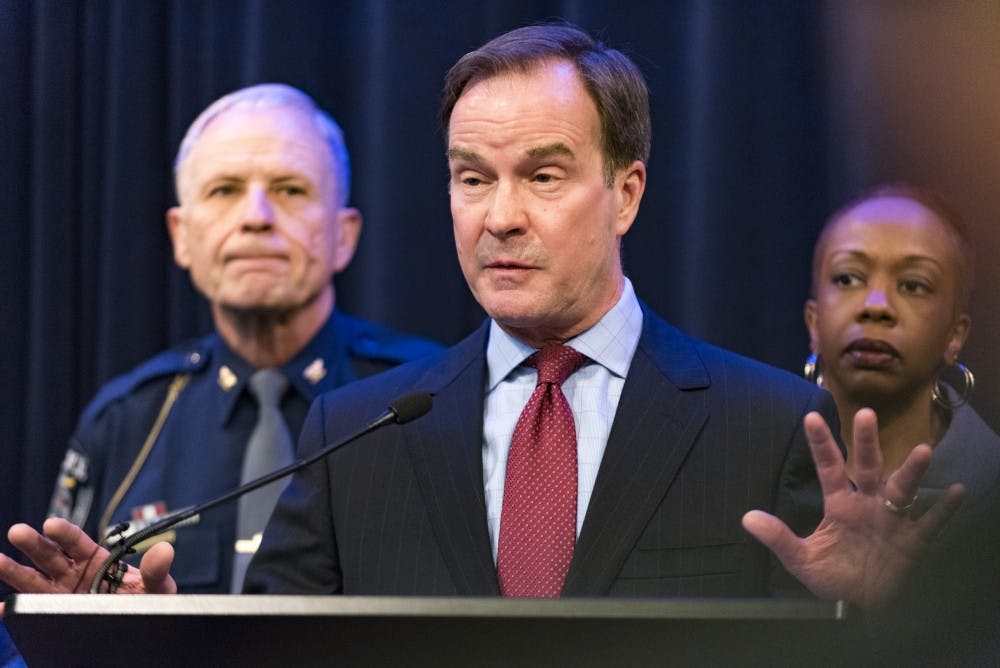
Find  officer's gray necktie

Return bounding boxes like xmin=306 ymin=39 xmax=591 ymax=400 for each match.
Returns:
xmin=231 ymin=368 xmax=295 ymax=593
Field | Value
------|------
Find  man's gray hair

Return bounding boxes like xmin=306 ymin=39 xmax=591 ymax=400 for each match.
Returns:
xmin=174 ymin=83 xmax=351 ymax=205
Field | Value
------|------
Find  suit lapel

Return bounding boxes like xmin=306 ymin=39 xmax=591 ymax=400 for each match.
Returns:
xmin=404 ymin=322 xmax=500 ymax=595
xmin=563 ymin=308 xmax=710 ymax=596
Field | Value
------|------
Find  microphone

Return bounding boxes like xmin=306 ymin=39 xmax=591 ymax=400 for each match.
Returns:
xmin=89 ymin=391 xmax=433 ymax=593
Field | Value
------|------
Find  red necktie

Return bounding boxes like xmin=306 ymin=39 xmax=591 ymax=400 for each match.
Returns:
xmin=497 ymin=345 xmax=587 ymax=597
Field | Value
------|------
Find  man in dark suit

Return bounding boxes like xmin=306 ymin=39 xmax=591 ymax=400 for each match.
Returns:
xmin=241 ymin=24 xmax=957 ymax=603
xmin=0 ymin=24 xmax=958 ymax=607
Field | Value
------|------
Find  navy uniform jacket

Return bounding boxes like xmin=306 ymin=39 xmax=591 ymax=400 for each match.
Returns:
xmin=246 ymin=306 xmax=833 ymax=597
xmin=49 ymin=310 xmax=442 ymax=593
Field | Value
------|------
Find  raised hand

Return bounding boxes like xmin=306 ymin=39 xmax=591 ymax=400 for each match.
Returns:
xmin=743 ymin=408 xmax=963 ymax=608
xmin=0 ymin=518 xmax=176 ymax=615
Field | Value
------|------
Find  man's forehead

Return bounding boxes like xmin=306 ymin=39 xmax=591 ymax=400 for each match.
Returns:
xmin=194 ymin=104 xmax=317 ymax=149
xmin=176 ymin=112 xmax=336 ymax=203
xmin=184 ymin=108 xmax=330 ymax=176
xmin=460 ymin=58 xmax=580 ymax=98
xmin=446 ymin=142 xmax=575 ymax=163
xmin=446 ymin=69 xmax=599 ymax=165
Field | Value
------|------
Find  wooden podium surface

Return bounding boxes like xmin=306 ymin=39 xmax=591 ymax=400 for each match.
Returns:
xmin=5 ymin=594 xmax=854 ymax=667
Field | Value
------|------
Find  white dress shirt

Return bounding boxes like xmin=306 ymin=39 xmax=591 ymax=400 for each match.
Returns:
xmin=482 ymin=278 xmax=643 ymax=561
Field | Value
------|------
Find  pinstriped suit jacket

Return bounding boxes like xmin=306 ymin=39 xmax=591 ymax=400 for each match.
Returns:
xmin=245 ymin=305 xmax=835 ymax=597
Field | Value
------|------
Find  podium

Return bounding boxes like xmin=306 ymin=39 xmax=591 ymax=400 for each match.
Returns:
xmin=5 ymin=594 xmax=853 ymax=667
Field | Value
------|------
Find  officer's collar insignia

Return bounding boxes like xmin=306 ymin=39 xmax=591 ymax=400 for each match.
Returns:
xmin=303 ymin=357 xmax=327 ymax=385
xmin=218 ymin=365 xmax=238 ymax=391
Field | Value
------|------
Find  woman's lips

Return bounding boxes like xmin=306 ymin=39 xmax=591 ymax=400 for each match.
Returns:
xmin=843 ymin=338 xmax=900 ymax=369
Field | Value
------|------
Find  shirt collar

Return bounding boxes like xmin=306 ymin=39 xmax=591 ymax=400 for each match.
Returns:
xmin=485 ymin=277 xmax=643 ymax=391
xmin=213 ymin=311 xmax=343 ymax=426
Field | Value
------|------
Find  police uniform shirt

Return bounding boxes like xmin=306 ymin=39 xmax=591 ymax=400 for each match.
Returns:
xmin=49 ymin=310 xmax=442 ymax=592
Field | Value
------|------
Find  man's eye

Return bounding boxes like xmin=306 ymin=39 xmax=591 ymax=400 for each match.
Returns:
xmin=279 ymin=185 xmax=307 ymax=196
xmin=462 ymin=176 xmax=483 ymax=186
xmin=533 ymin=173 xmax=554 ymax=183
xmin=208 ymin=185 xmax=239 ymax=197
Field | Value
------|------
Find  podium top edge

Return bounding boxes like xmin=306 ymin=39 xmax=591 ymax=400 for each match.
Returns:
xmin=5 ymin=594 xmax=848 ymax=620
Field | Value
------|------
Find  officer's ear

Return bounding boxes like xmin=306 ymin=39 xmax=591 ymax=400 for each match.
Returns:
xmin=332 ymin=207 xmax=362 ymax=274
xmin=167 ymin=207 xmax=193 ymax=269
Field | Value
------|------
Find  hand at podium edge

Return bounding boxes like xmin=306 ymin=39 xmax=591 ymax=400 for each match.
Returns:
xmin=0 ymin=517 xmax=177 ymax=615
xmin=742 ymin=407 xmax=963 ymax=609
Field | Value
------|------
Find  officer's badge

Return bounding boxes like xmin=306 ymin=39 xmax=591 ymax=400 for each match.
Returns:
xmin=218 ymin=365 xmax=238 ymax=391
xmin=303 ymin=357 xmax=327 ymax=385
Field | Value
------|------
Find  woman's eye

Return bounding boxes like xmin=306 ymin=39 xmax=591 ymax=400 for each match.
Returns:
xmin=899 ymin=279 xmax=930 ymax=295
xmin=832 ymin=273 xmax=860 ymax=288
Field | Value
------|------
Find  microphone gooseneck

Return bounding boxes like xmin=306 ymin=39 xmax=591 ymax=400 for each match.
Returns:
xmin=89 ymin=392 xmax=433 ymax=593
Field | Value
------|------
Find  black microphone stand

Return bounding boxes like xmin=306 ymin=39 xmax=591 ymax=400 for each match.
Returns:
xmin=89 ymin=392 xmax=431 ymax=593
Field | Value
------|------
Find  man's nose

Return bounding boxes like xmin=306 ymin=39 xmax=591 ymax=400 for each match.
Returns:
xmin=241 ymin=186 xmax=275 ymax=231
xmin=484 ymin=181 xmax=527 ymax=238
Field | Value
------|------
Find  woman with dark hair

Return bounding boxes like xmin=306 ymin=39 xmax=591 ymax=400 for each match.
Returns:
xmin=804 ymin=183 xmax=1000 ymax=513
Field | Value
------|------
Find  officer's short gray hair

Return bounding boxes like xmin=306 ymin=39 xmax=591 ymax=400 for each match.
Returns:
xmin=174 ymin=83 xmax=351 ymax=206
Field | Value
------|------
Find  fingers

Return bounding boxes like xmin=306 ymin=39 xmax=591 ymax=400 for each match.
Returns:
xmin=803 ymin=411 xmax=852 ymax=497
xmin=40 ymin=519 xmax=113 ymax=592
xmin=9 ymin=520 xmax=95 ymax=578
xmin=850 ymin=408 xmax=884 ymax=495
xmin=3 ymin=520 xmax=177 ymax=597
xmin=41 ymin=518 xmax=104 ymax=562
xmin=5 ymin=520 xmax=110 ymax=594
xmin=914 ymin=483 xmax=964 ymax=542
xmin=0 ymin=550 xmax=61 ymax=594
xmin=883 ymin=444 xmax=932 ymax=508
xmin=6 ymin=523 xmax=76 ymax=584
xmin=742 ymin=510 xmax=802 ymax=569
xmin=138 ymin=542 xmax=177 ymax=594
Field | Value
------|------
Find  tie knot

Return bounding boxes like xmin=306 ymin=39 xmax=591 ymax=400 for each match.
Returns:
xmin=248 ymin=368 xmax=289 ymax=408
xmin=525 ymin=345 xmax=586 ymax=386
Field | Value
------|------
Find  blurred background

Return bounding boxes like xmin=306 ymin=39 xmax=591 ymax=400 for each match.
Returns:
xmin=1 ymin=1 xmax=998 ymax=578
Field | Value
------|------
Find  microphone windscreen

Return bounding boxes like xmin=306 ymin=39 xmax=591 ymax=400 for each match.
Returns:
xmin=389 ymin=392 xmax=433 ymax=424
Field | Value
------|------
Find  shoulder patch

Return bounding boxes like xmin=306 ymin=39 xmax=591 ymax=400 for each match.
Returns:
xmin=48 ymin=446 xmax=93 ymax=527
xmin=78 ymin=336 xmax=213 ymax=425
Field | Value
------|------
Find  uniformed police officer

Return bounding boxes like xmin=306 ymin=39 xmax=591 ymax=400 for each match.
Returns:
xmin=44 ymin=84 xmax=442 ymax=593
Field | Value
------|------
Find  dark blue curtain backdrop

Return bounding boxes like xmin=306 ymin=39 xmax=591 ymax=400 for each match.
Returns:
xmin=0 ymin=1 xmax=833 ymax=581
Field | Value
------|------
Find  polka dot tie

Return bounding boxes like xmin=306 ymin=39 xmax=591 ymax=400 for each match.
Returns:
xmin=497 ymin=345 xmax=587 ymax=597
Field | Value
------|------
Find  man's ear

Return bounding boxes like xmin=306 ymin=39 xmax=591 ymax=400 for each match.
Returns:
xmin=615 ymin=160 xmax=646 ymax=237
xmin=332 ymin=207 xmax=363 ymax=273
xmin=166 ymin=207 xmax=192 ymax=269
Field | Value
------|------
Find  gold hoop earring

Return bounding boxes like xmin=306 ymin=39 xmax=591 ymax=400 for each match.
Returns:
xmin=931 ymin=362 xmax=974 ymax=410
xmin=803 ymin=353 xmax=823 ymax=386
